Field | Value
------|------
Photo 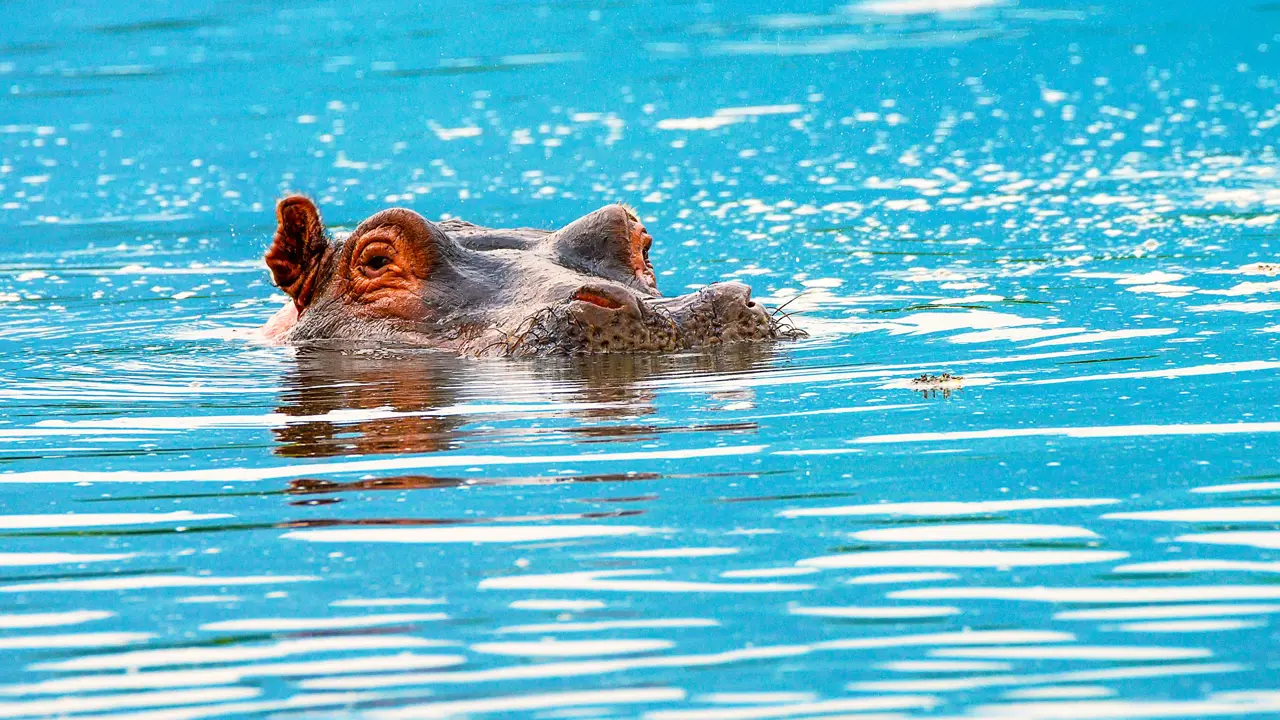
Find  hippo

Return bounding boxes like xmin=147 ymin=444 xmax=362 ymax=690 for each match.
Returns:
xmin=260 ymin=195 xmax=802 ymax=355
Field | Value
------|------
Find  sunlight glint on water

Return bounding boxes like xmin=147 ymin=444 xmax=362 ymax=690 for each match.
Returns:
xmin=1 ymin=0 xmax=1279 ymax=717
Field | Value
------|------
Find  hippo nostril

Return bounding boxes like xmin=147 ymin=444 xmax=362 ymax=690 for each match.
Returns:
xmin=572 ymin=289 xmax=624 ymax=310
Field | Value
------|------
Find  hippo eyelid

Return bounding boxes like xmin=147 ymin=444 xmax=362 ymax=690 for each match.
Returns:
xmin=353 ymin=235 xmax=396 ymax=259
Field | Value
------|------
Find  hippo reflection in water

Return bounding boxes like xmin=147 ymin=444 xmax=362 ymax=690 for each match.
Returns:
xmin=261 ymin=196 xmax=802 ymax=355
xmin=272 ymin=349 xmax=767 ymax=458
xmin=270 ymin=349 xmax=768 ymax=502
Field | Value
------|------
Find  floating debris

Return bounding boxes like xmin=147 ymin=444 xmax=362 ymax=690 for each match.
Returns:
xmin=909 ymin=372 xmax=965 ymax=399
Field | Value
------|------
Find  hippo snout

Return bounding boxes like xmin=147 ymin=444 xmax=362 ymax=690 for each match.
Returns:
xmin=652 ymin=281 xmax=777 ymax=347
xmin=500 ymin=280 xmax=793 ymax=356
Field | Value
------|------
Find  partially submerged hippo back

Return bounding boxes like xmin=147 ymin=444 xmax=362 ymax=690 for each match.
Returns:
xmin=261 ymin=196 xmax=801 ymax=355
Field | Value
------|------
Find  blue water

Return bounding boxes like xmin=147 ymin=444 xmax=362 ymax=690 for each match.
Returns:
xmin=1 ymin=0 xmax=1279 ymax=717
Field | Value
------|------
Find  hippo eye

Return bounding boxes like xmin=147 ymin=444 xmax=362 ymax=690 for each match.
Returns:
xmin=355 ymin=238 xmax=398 ymax=277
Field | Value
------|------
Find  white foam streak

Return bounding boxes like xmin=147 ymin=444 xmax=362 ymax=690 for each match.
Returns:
xmin=721 ymin=568 xmax=821 ymax=579
xmin=0 ymin=687 xmax=260 ymax=718
xmin=30 ymin=636 xmax=450 ymax=671
xmin=798 ymin=549 xmax=1126 ymax=569
xmin=849 ymin=663 xmax=1244 ymax=694
xmin=284 ymin=525 xmax=649 ymax=544
xmin=789 ymin=605 xmax=961 ymax=619
xmin=508 ymin=599 xmax=607 ymax=611
xmin=0 ymin=654 xmax=465 ymax=695
xmin=0 ymin=512 xmax=230 ymax=528
xmin=367 ymin=687 xmax=686 ymax=719
xmin=857 ymin=0 xmax=1003 ymax=15
xmin=973 ymin=694 xmax=1280 ymax=718
xmin=1005 ymin=686 xmax=1118 ymax=700
xmin=1194 ymin=481 xmax=1280 ymax=494
xmin=694 ymin=693 xmax=818 ymax=704
xmin=781 ymin=499 xmax=1117 ymax=518
xmin=815 ymin=630 xmax=1074 ymax=651
xmin=0 ymin=610 xmax=113 ymax=629
xmin=931 ymin=646 xmax=1211 ymax=661
xmin=201 ymin=613 xmax=448 ymax=632
xmin=881 ymin=660 xmax=1012 ymax=672
xmin=0 ymin=445 xmax=766 ymax=484
xmin=0 ymin=574 xmax=317 ymax=593
xmin=331 ymin=598 xmax=445 ymax=608
xmin=1176 ymin=531 xmax=1280 ymax=550
xmin=478 ymin=570 xmax=812 ymax=593
xmin=27 ymin=692 xmax=376 ymax=720
xmin=851 ymin=524 xmax=1097 ymax=542
xmin=497 ymin=619 xmax=717 ymax=633
xmin=855 ymin=421 xmax=1280 ymax=445
xmin=303 ymin=646 xmax=807 ymax=691
xmin=1113 ymin=560 xmax=1280 ymax=575
xmin=1056 ymin=604 xmax=1280 ymax=621
xmin=713 ymin=104 xmax=806 ymax=118
xmin=604 ymin=547 xmax=738 ymax=558
xmin=1024 ymin=360 xmax=1279 ymax=384
xmin=0 ymin=632 xmax=152 ymax=649
xmin=892 ymin=585 xmax=1280 ymax=603
xmin=303 ymin=632 xmax=1069 ymax=694
xmin=656 ymin=116 xmax=740 ymax=131
xmin=643 ymin=696 xmax=938 ymax=719
xmin=1115 ymin=619 xmax=1263 ymax=633
xmin=0 ymin=552 xmax=135 ymax=566
xmin=1105 ymin=507 xmax=1280 ymax=522
xmin=471 ymin=639 xmax=673 ymax=657
xmin=1189 ymin=301 xmax=1280 ymax=313
xmin=847 ymin=572 xmax=959 ymax=585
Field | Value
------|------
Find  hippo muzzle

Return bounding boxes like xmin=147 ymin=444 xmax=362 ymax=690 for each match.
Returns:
xmin=500 ymin=281 xmax=790 ymax=356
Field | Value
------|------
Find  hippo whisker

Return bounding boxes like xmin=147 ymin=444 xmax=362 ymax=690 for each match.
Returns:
xmin=771 ymin=314 xmax=807 ymax=340
xmin=772 ymin=308 xmax=800 ymax=330
xmin=770 ymin=291 xmax=807 ymax=318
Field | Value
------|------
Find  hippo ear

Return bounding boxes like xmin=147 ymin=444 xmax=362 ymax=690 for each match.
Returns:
xmin=546 ymin=205 xmax=658 ymax=294
xmin=266 ymin=195 xmax=331 ymax=310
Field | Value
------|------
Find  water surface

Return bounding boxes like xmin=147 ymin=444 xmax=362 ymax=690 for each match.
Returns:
xmin=2 ymin=0 xmax=1280 ymax=717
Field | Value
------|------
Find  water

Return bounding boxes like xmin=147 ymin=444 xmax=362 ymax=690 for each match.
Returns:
xmin=1 ymin=0 xmax=1279 ymax=716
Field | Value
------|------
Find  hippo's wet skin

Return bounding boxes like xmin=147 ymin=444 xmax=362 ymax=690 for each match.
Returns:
xmin=262 ymin=196 xmax=802 ymax=355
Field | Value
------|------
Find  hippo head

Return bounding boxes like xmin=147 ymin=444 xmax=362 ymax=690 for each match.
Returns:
xmin=262 ymin=195 xmax=802 ymax=356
